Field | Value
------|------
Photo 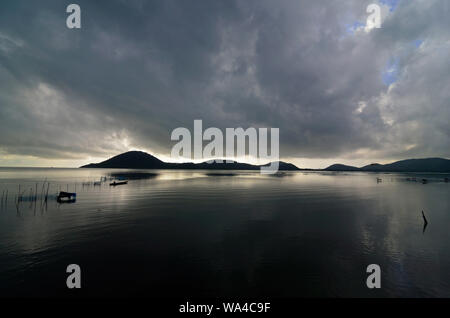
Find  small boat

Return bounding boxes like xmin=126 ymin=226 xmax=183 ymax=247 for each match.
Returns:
xmin=110 ymin=181 xmax=128 ymax=186
xmin=422 ymin=179 xmax=428 ymax=184
xmin=57 ymin=191 xmax=77 ymax=203
xmin=93 ymin=181 xmax=102 ymax=186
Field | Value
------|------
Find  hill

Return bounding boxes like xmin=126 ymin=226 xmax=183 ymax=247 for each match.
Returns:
xmin=325 ymin=158 xmax=450 ymax=172
xmin=324 ymin=164 xmax=360 ymax=171
xmin=81 ymin=151 xmax=300 ymax=171
xmin=81 ymin=151 xmax=166 ymax=169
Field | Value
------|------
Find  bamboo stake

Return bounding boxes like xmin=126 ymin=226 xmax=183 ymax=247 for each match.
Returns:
xmin=45 ymin=182 xmax=50 ymax=202
xmin=41 ymin=179 xmax=47 ymax=200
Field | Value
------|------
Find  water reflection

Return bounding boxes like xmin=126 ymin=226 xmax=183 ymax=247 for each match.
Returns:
xmin=0 ymin=168 xmax=450 ymax=297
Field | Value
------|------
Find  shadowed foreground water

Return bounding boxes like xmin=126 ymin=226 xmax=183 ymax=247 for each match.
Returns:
xmin=1 ymin=168 xmax=450 ymax=298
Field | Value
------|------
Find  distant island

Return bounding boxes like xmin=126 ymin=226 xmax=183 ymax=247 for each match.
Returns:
xmin=81 ymin=151 xmax=450 ymax=173
xmin=324 ymin=158 xmax=450 ymax=173
xmin=81 ymin=151 xmax=300 ymax=171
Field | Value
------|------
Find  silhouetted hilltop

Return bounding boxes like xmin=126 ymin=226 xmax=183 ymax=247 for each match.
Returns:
xmin=325 ymin=158 xmax=450 ymax=172
xmin=82 ymin=151 xmax=166 ymax=169
xmin=325 ymin=164 xmax=360 ymax=171
xmin=81 ymin=151 xmax=300 ymax=171
xmin=360 ymin=163 xmax=384 ymax=171
xmin=81 ymin=152 xmax=450 ymax=172
xmin=264 ymin=161 xmax=300 ymax=171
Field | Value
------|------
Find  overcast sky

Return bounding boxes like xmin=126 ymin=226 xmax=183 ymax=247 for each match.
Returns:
xmin=0 ymin=0 xmax=449 ymax=168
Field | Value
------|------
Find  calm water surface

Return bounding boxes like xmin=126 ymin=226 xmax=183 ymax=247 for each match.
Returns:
xmin=1 ymin=168 xmax=450 ymax=297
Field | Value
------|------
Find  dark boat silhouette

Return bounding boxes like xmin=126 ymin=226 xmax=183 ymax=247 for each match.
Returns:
xmin=110 ymin=181 xmax=128 ymax=186
xmin=57 ymin=191 xmax=77 ymax=203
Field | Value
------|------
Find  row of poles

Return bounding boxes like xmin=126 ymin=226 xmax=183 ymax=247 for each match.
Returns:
xmin=1 ymin=176 xmax=114 ymax=209
xmin=15 ymin=181 xmax=51 ymax=204
xmin=0 ymin=181 xmax=71 ymax=207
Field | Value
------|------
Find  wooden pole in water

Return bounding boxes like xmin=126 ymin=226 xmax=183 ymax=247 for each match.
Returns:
xmin=41 ymin=179 xmax=47 ymax=200
xmin=29 ymin=188 xmax=32 ymax=207
xmin=422 ymin=210 xmax=428 ymax=225
xmin=45 ymin=183 xmax=50 ymax=202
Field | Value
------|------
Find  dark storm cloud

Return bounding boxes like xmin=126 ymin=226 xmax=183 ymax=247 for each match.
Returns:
xmin=0 ymin=0 xmax=448 ymax=164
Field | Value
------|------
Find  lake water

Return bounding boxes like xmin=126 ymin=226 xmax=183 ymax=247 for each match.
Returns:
xmin=1 ymin=168 xmax=450 ymax=298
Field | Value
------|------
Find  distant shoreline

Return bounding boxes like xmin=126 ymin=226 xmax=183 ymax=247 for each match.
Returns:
xmin=2 ymin=153 xmax=450 ymax=173
xmin=78 ymin=151 xmax=450 ymax=173
xmin=2 ymin=167 xmax=450 ymax=174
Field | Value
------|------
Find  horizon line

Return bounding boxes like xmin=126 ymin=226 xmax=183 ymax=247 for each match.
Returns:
xmin=2 ymin=153 xmax=449 ymax=171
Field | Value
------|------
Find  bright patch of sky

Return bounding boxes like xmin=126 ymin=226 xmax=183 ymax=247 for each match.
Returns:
xmin=381 ymin=39 xmax=422 ymax=86
xmin=380 ymin=0 xmax=399 ymax=12
xmin=382 ymin=59 xmax=398 ymax=86
xmin=413 ymin=39 xmax=423 ymax=48
xmin=346 ymin=21 xmax=366 ymax=34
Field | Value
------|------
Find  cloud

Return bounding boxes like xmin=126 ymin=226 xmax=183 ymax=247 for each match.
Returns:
xmin=0 ymin=0 xmax=448 ymax=167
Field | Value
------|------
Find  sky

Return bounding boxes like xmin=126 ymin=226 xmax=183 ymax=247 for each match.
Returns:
xmin=0 ymin=0 xmax=449 ymax=169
